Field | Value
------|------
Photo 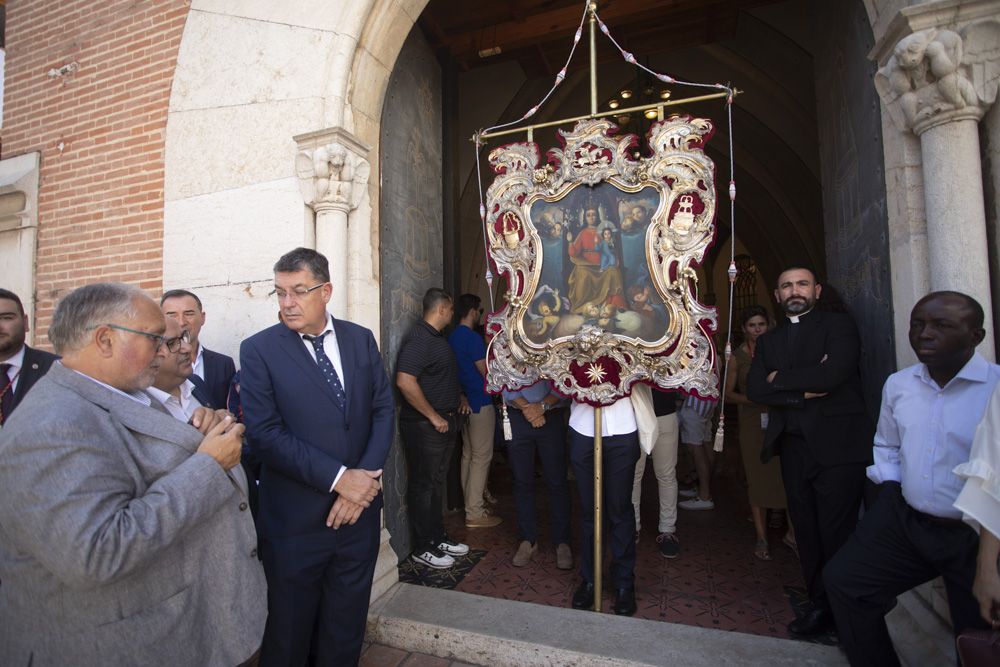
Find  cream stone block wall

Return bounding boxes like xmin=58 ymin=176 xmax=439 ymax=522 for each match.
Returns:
xmin=163 ymin=178 xmax=306 ymax=359
xmin=165 ymin=98 xmax=325 ymax=201
xmin=170 ymin=12 xmax=336 ymax=112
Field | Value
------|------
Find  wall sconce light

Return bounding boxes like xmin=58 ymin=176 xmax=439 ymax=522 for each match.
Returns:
xmin=619 ymin=89 xmax=633 ymax=99
xmin=644 ymin=108 xmax=658 ymax=120
xmin=660 ymin=89 xmax=671 ymax=100
xmin=608 ymin=98 xmax=620 ymax=109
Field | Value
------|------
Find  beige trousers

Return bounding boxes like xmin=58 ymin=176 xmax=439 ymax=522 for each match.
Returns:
xmin=631 ymin=413 xmax=679 ymax=534
xmin=461 ymin=404 xmax=496 ymax=519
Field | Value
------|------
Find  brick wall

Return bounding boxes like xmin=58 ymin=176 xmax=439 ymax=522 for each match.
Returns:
xmin=2 ymin=0 xmax=189 ymax=343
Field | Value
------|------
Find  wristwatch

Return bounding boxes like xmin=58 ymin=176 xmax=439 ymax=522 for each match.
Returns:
xmin=541 ymin=401 xmax=550 ymax=412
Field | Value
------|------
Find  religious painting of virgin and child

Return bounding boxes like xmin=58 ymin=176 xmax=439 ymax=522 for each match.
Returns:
xmin=526 ymin=182 xmax=669 ymax=344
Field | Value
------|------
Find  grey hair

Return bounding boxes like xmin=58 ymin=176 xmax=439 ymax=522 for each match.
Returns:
xmin=49 ymin=283 xmax=146 ymax=353
xmin=273 ymin=247 xmax=330 ymax=283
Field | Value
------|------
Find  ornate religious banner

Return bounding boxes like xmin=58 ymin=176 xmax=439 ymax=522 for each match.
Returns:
xmin=485 ymin=116 xmax=720 ymax=405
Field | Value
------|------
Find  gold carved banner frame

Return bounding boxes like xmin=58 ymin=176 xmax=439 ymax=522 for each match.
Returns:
xmin=485 ymin=116 xmax=721 ymax=406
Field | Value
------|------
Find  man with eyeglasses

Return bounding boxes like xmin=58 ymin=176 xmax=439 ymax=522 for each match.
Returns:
xmin=240 ymin=247 xmax=394 ymax=666
xmin=147 ymin=315 xmax=227 ymax=426
xmin=161 ymin=289 xmax=236 ymax=411
xmin=0 ymin=282 xmax=264 ymax=666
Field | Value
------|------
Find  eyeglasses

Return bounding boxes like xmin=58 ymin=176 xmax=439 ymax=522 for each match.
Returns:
xmin=100 ymin=324 xmax=167 ymax=349
xmin=163 ymin=329 xmax=191 ymax=353
xmin=269 ymin=282 xmax=328 ymax=301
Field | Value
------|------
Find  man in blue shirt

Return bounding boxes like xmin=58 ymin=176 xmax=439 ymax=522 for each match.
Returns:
xmin=824 ymin=291 xmax=998 ymax=666
xmin=448 ymin=294 xmax=501 ymax=529
xmin=502 ymin=379 xmax=573 ymax=570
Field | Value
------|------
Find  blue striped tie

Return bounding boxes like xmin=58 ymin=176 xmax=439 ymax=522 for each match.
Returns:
xmin=304 ymin=333 xmax=346 ymax=409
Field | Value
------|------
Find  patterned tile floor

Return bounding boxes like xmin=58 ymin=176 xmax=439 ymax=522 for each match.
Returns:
xmin=404 ymin=425 xmax=834 ymax=645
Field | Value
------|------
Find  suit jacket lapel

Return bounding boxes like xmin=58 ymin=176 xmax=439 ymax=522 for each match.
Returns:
xmin=14 ymin=347 xmax=40 ymax=404
xmin=277 ymin=326 xmax=344 ymax=411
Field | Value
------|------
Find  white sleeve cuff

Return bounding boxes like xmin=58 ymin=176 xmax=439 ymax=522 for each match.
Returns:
xmin=866 ymin=462 xmax=901 ymax=485
xmin=330 ymin=465 xmax=347 ymax=493
xmin=955 ymin=477 xmax=1000 ymax=538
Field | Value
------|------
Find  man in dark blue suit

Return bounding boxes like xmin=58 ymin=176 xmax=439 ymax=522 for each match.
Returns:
xmin=0 ymin=288 xmax=58 ymax=425
xmin=161 ymin=288 xmax=236 ymax=409
xmin=240 ymin=247 xmax=394 ymax=666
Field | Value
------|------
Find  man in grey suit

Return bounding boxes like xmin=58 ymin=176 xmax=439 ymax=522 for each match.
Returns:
xmin=0 ymin=283 xmax=266 ymax=666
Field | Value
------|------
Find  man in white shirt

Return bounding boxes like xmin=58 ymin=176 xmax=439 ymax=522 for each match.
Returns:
xmin=569 ymin=395 xmax=640 ymax=616
xmin=147 ymin=315 xmax=227 ymax=429
xmin=824 ymin=291 xmax=998 ymax=666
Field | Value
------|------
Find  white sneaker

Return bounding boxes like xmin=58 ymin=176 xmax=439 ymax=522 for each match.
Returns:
xmin=412 ymin=547 xmax=455 ymax=569
xmin=437 ymin=539 xmax=469 ymax=556
xmin=678 ymin=497 xmax=715 ymax=511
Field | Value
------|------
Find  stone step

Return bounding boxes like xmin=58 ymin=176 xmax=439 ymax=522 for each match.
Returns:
xmin=367 ymin=583 xmax=849 ymax=666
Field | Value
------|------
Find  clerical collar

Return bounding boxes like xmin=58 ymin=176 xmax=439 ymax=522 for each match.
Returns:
xmin=786 ymin=307 xmax=814 ymax=324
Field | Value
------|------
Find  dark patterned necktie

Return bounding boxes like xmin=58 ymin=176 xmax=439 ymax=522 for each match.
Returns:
xmin=0 ymin=364 xmax=14 ymax=425
xmin=303 ymin=333 xmax=346 ymax=409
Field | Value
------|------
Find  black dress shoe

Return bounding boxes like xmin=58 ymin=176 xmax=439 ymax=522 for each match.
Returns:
xmin=787 ymin=606 xmax=833 ymax=637
xmin=613 ymin=586 xmax=637 ymax=616
xmin=572 ymin=581 xmax=595 ymax=609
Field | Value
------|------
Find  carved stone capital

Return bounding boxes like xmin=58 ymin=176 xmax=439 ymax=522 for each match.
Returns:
xmin=874 ymin=26 xmax=999 ymax=134
xmin=872 ymin=3 xmax=1000 ymax=135
xmin=293 ymin=127 xmax=372 ymax=214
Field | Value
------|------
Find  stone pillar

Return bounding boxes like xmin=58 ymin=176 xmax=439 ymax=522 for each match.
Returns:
xmin=917 ymin=112 xmax=990 ymax=327
xmin=294 ymin=128 xmax=372 ymax=319
xmin=876 ymin=23 xmax=1000 ymax=360
xmin=293 ymin=127 xmax=398 ymax=601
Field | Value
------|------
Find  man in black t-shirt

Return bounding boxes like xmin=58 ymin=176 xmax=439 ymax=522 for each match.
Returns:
xmin=396 ymin=288 xmax=471 ymax=569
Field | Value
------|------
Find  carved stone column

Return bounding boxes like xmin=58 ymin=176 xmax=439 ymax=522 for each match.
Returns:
xmin=876 ymin=23 xmax=1000 ymax=359
xmin=294 ymin=128 xmax=371 ymax=319
xmin=293 ymin=127 xmax=398 ymax=602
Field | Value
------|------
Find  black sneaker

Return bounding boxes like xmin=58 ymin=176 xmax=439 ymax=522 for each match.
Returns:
xmin=656 ymin=532 xmax=680 ymax=559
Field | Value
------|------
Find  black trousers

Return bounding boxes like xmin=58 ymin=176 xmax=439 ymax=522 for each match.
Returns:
xmin=569 ymin=428 xmax=640 ymax=588
xmin=824 ymin=487 xmax=986 ymax=667
xmin=778 ymin=433 xmax=865 ymax=607
xmin=259 ymin=506 xmax=380 ymax=667
xmin=400 ymin=415 xmax=458 ymax=549
xmin=507 ymin=408 xmax=571 ymax=545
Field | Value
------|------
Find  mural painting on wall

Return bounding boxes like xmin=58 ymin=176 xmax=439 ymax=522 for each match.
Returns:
xmin=484 ymin=116 xmax=721 ymax=406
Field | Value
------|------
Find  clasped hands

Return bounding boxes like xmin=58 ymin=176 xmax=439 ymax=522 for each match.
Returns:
xmin=521 ymin=402 xmax=547 ymax=428
xmin=327 ymin=468 xmax=383 ymax=529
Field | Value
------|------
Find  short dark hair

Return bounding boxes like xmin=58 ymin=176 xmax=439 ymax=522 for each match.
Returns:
xmin=776 ymin=265 xmax=820 ymax=286
xmin=916 ymin=291 xmax=985 ymax=329
xmin=0 ymin=288 xmax=24 ymax=315
xmin=456 ymin=293 xmax=481 ymax=320
xmin=740 ymin=304 xmax=768 ymax=328
xmin=422 ymin=288 xmax=452 ymax=315
xmin=273 ymin=247 xmax=331 ymax=283
xmin=160 ymin=289 xmax=203 ymax=310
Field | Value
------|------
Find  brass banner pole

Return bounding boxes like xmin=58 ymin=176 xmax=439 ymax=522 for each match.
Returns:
xmin=593 ymin=405 xmax=603 ymax=612
xmin=588 ymin=1 xmax=598 ymax=116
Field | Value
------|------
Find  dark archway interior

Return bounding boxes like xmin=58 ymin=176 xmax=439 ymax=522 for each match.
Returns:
xmin=422 ymin=0 xmax=825 ymax=314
